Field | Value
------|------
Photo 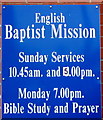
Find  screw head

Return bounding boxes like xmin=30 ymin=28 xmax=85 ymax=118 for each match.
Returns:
xmin=3 ymin=6 xmax=6 ymax=9
xmin=50 ymin=6 xmax=52 ymax=8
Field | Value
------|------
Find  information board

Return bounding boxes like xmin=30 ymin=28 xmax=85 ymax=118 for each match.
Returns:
xmin=2 ymin=5 xmax=101 ymax=119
